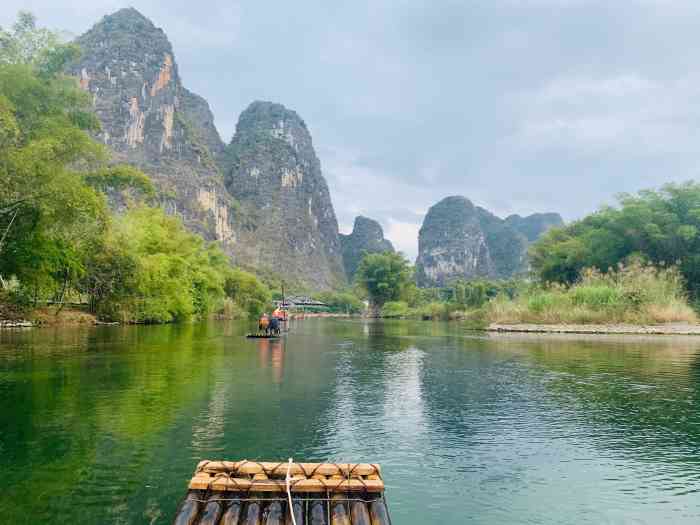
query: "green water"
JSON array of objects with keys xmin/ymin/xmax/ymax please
[{"xmin": 1, "ymin": 319, "xmax": 700, "ymax": 524}]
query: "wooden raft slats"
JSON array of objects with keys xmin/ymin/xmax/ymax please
[
  {"xmin": 188, "ymin": 460, "xmax": 384, "ymax": 494},
  {"xmin": 196, "ymin": 460, "xmax": 381, "ymax": 477},
  {"xmin": 188, "ymin": 474, "xmax": 384, "ymax": 492}
]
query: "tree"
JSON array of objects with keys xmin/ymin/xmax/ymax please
[
  {"xmin": 530, "ymin": 182, "xmax": 700, "ymax": 298},
  {"xmin": 83, "ymin": 206, "xmax": 233, "ymax": 323},
  {"xmin": 316, "ymin": 290, "xmax": 363, "ymax": 314},
  {"xmin": 355, "ymin": 252, "xmax": 412, "ymax": 313},
  {"xmin": 0, "ymin": 12, "xmax": 153, "ymax": 309},
  {"xmin": 224, "ymin": 268, "xmax": 271, "ymax": 319}
]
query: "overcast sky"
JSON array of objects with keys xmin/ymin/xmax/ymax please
[{"xmin": 4, "ymin": 1, "xmax": 700, "ymax": 259}]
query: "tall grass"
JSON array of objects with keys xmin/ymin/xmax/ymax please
[{"xmin": 489, "ymin": 261, "xmax": 697, "ymax": 325}]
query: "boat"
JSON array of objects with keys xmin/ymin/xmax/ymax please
[
  {"xmin": 173, "ymin": 459, "xmax": 391, "ymax": 524},
  {"xmin": 246, "ymin": 333, "xmax": 282, "ymax": 339}
]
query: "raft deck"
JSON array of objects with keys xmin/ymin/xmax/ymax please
[{"xmin": 174, "ymin": 460, "xmax": 391, "ymax": 524}]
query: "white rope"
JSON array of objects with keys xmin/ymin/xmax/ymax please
[{"xmin": 286, "ymin": 457, "xmax": 298, "ymax": 525}]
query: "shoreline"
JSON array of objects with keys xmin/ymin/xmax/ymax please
[
  {"xmin": 487, "ymin": 322, "xmax": 700, "ymax": 336},
  {"xmin": 0, "ymin": 310, "xmax": 357, "ymax": 329}
]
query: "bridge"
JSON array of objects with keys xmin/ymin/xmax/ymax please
[{"xmin": 274, "ymin": 296, "xmax": 328, "ymax": 309}]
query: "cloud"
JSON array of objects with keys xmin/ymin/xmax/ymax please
[
  {"xmin": 511, "ymin": 72, "xmax": 700, "ymax": 155},
  {"xmin": 385, "ymin": 219, "xmax": 422, "ymax": 260}
]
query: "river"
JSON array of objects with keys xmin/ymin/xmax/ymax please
[{"xmin": 1, "ymin": 319, "xmax": 699, "ymax": 524}]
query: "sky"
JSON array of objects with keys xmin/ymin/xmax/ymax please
[{"xmin": 3, "ymin": 1, "xmax": 700, "ymax": 259}]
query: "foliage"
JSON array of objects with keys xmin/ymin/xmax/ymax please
[
  {"xmin": 84, "ymin": 165, "xmax": 156, "ymax": 199},
  {"xmin": 489, "ymin": 261, "xmax": 696, "ymax": 325},
  {"xmin": 380, "ymin": 301, "xmax": 411, "ymax": 318},
  {"xmin": 224, "ymin": 268, "xmax": 271, "ymax": 319},
  {"xmin": 530, "ymin": 182, "xmax": 700, "ymax": 298},
  {"xmin": 355, "ymin": 252, "xmax": 413, "ymax": 309},
  {"xmin": 316, "ymin": 290, "xmax": 364, "ymax": 314},
  {"xmin": 0, "ymin": 11, "xmax": 81, "ymax": 76},
  {"xmin": 0, "ymin": 16, "xmax": 107, "ymax": 302},
  {"xmin": 82, "ymin": 206, "xmax": 232, "ymax": 323},
  {"xmin": 448, "ymin": 278, "xmax": 521, "ymax": 308},
  {"xmin": 0, "ymin": 12, "xmax": 164, "ymax": 315},
  {"xmin": 0, "ymin": 12, "xmax": 252, "ymax": 325}
]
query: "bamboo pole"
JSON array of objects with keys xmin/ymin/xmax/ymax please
[
  {"xmin": 329, "ymin": 494, "xmax": 351, "ymax": 525},
  {"xmin": 264, "ymin": 501, "xmax": 284, "ymax": 525},
  {"xmin": 196, "ymin": 461, "xmax": 381, "ymax": 478},
  {"xmin": 368, "ymin": 500, "xmax": 391, "ymax": 525},
  {"xmin": 197, "ymin": 495, "xmax": 224, "ymax": 525},
  {"xmin": 285, "ymin": 499, "xmax": 305, "ymax": 525},
  {"xmin": 221, "ymin": 499, "xmax": 243, "ymax": 525},
  {"xmin": 308, "ymin": 497, "xmax": 327, "ymax": 525},
  {"xmin": 242, "ymin": 497, "xmax": 262, "ymax": 525},
  {"xmin": 350, "ymin": 501, "xmax": 371, "ymax": 525},
  {"xmin": 172, "ymin": 490, "xmax": 201, "ymax": 525},
  {"xmin": 189, "ymin": 475, "xmax": 384, "ymax": 493}
]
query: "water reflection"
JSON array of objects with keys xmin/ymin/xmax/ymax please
[{"xmin": 1, "ymin": 321, "xmax": 700, "ymax": 523}]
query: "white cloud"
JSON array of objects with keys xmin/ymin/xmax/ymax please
[
  {"xmin": 384, "ymin": 219, "xmax": 421, "ymax": 261},
  {"xmin": 511, "ymin": 72, "xmax": 700, "ymax": 155}
]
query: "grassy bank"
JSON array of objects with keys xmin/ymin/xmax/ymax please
[
  {"xmin": 489, "ymin": 263, "xmax": 696, "ymax": 325},
  {"xmin": 377, "ymin": 262, "xmax": 697, "ymax": 327}
]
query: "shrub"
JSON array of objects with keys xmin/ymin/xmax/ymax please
[
  {"xmin": 488, "ymin": 261, "xmax": 696, "ymax": 325},
  {"xmin": 381, "ymin": 301, "xmax": 410, "ymax": 318}
]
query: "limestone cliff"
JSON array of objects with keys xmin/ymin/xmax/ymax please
[
  {"xmin": 505, "ymin": 213, "xmax": 564, "ymax": 242},
  {"xmin": 415, "ymin": 196, "xmax": 560, "ymax": 287},
  {"xmin": 70, "ymin": 8, "xmax": 235, "ymax": 243},
  {"xmin": 415, "ymin": 197, "xmax": 495, "ymax": 287},
  {"xmin": 222, "ymin": 101, "xmax": 346, "ymax": 290},
  {"xmin": 340, "ymin": 216, "xmax": 394, "ymax": 281}
]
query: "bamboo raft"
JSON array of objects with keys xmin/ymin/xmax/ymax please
[
  {"xmin": 173, "ymin": 460, "xmax": 391, "ymax": 525},
  {"xmin": 246, "ymin": 333, "xmax": 282, "ymax": 339}
]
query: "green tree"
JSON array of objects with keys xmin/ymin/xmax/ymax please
[
  {"xmin": 83, "ymin": 206, "xmax": 232, "ymax": 323},
  {"xmin": 316, "ymin": 290, "xmax": 363, "ymax": 314},
  {"xmin": 224, "ymin": 268, "xmax": 271, "ymax": 319},
  {"xmin": 355, "ymin": 252, "xmax": 412, "ymax": 312},
  {"xmin": 0, "ymin": 11, "xmax": 80, "ymax": 74},
  {"xmin": 0, "ymin": 12, "xmax": 154, "ymax": 310},
  {"xmin": 530, "ymin": 182, "xmax": 700, "ymax": 297}
]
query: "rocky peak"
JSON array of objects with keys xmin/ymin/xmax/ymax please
[
  {"xmin": 222, "ymin": 101, "xmax": 345, "ymax": 290},
  {"xmin": 416, "ymin": 196, "xmax": 494, "ymax": 287},
  {"xmin": 233, "ymin": 101, "xmax": 311, "ymax": 152},
  {"xmin": 340, "ymin": 216, "xmax": 395, "ymax": 280},
  {"xmin": 71, "ymin": 8, "xmax": 233, "ymax": 244},
  {"xmin": 505, "ymin": 212, "xmax": 564, "ymax": 242},
  {"xmin": 415, "ymin": 196, "xmax": 559, "ymax": 287}
]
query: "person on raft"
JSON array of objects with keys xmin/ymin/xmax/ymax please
[
  {"xmin": 269, "ymin": 315, "xmax": 280, "ymax": 335},
  {"xmin": 258, "ymin": 313, "xmax": 270, "ymax": 335}
]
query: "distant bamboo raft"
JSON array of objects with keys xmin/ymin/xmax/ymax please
[{"xmin": 173, "ymin": 460, "xmax": 391, "ymax": 525}]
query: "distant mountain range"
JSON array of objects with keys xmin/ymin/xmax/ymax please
[{"xmin": 69, "ymin": 8, "xmax": 561, "ymax": 289}]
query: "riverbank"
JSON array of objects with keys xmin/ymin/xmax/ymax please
[
  {"xmin": 0, "ymin": 308, "xmax": 99, "ymax": 328},
  {"xmin": 488, "ymin": 322, "xmax": 700, "ymax": 336}
]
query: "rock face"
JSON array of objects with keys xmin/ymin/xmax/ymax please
[
  {"xmin": 505, "ymin": 213, "xmax": 564, "ymax": 242},
  {"xmin": 70, "ymin": 8, "xmax": 235, "ymax": 243},
  {"xmin": 415, "ymin": 196, "xmax": 562, "ymax": 287},
  {"xmin": 221, "ymin": 101, "xmax": 346, "ymax": 290},
  {"xmin": 340, "ymin": 216, "xmax": 394, "ymax": 281}
]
